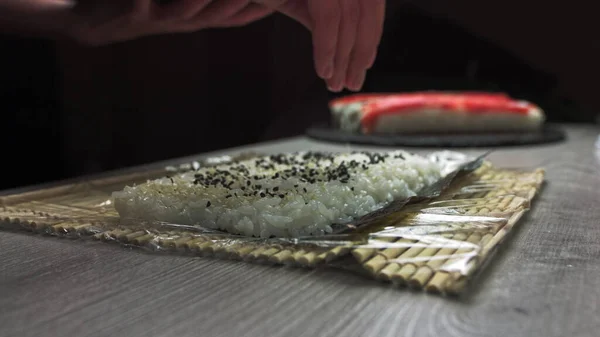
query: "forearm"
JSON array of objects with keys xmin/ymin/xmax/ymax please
[{"xmin": 0, "ymin": 0, "xmax": 75, "ymax": 39}]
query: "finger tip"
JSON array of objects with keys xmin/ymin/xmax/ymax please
[
  {"xmin": 325, "ymin": 78, "xmax": 344, "ymax": 92},
  {"xmin": 316, "ymin": 60, "xmax": 334, "ymax": 79},
  {"xmin": 346, "ymin": 75, "xmax": 366, "ymax": 92},
  {"xmin": 320, "ymin": 73, "xmax": 334, "ymax": 81},
  {"xmin": 347, "ymin": 84, "xmax": 363, "ymax": 92},
  {"xmin": 327, "ymin": 84, "xmax": 343, "ymax": 93}
]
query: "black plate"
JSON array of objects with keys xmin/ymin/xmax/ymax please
[{"xmin": 306, "ymin": 124, "xmax": 566, "ymax": 148}]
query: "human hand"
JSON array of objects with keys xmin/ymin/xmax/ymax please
[
  {"xmin": 256, "ymin": 0, "xmax": 386, "ymax": 92},
  {"xmin": 68, "ymin": 0, "xmax": 275, "ymax": 45}
]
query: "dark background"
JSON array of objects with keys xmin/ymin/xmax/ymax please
[{"xmin": 1, "ymin": 0, "xmax": 598, "ymax": 190}]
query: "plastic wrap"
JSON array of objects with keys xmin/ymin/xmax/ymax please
[{"xmin": 0, "ymin": 152, "xmax": 544, "ymax": 295}]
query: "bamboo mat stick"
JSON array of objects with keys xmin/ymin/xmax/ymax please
[
  {"xmin": 244, "ymin": 246, "xmax": 269, "ymax": 261},
  {"xmin": 352, "ymin": 235, "xmax": 398, "ymax": 263},
  {"xmin": 421, "ymin": 232, "xmax": 481, "ymax": 292},
  {"xmin": 409, "ymin": 232, "xmax": 476, "ymax": 287},
  {"xmin": 100, "ymin": 229, "xmax": 132, "ymax": 241},
  {"xmin": 213, "ymin": 241, "xmax": 235, "ymax": 256},
  {"xmin": 381, "ymin": 233, "xmax": 455, "ymax": 285},
  {"xmin": 352, "ymin": 214, "xmax": 422, "ymax": 280},
  {"xmin": 364, "ymin": 238, "xmax": 413, "ymax": 276},
  {"xmin": 288, "ymin": 249, "xmax": 309, "ymax": 265},
  {"xmin": 374, "ymin": 185, "xmax": 489, "ymax": 283},
  {"xmin": 393, "ymin": 187, "xmax": 497, "ymax": 290},
  {"xmin": 430, "ymin": 195, "xmax": 529, "ymax": 293},
  {"xmin": 269, "ymin": 248, "xmax": 295, "ymax": 264},
  {"xmin": 350, "ymin": 212, "xmax": 411, "ymax": 264},
  {"xmin": 258, "ymin": 246, "xmax": 284, "ymax": 260},
  {"xmin": 171, "ymin": 235, "xmax": 204, "ymax": 250},
  {"xmin": 391, "ymin": 239, "xmax": 452, "ymax": 286},
  {"xmin": 298, "ymin": 249, "xmax": 329, "ymax": 267},
  {"xmin": 65, "ymin": 223, "xmax": 95, "ymax": 234},
  {"xmin": 423, "ymin": 194, "xmax": 518, "ymax": 292},
  {"xmin": 320, "ymin": 245, "xmax": 351, "ymax": 263},
  {"xmin": 230, "ymin": 244, "xmax": 259, "ymax": 260},
  {"xmin": 131, "ymin": 233, "xmax": 156, "ymax": 246},
  {"xmin": 220, "ymin": 242, "xmax": 248, "ymax": 258}
]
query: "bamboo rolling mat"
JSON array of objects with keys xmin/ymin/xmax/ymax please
[{"xmin": 0, "ymin": 160, "xmax": 544, "ymax": 295}]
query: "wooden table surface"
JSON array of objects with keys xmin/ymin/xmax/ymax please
[{"xmin": 1, "ymin": 125, "xmax": 600, "ymax": 337}]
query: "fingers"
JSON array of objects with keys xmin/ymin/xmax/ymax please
[
  {"xmin": 211, "ymin": 4, "xmax": 275, "ymax": 27},
  {"xmin": 308, "ymin": 0, "xmax": 340, "ymax": 80},
  {"xmin": 324, "ymin": 0, "xmax": 359, "ymax": 92},
  {"xmin": 345, "ymin": 0, "xmax": 385, "ymax": 91}
]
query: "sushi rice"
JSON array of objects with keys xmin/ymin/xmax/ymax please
[{"xmin": 112, "ymin": 151, "xmax": 470, "ymax": 238}]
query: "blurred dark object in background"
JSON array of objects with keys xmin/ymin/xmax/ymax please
[
  {"xmin": 360, "ymin": 3, "xmax": 592, "ymax": 124},
  {"xmin": 0, "ymin": 36, "xmax": 66, "ymax": 189},
  {"xmin": 0, "ymin": 1, "xmax": 597, "ymax": 190},
  {"xmin": 363, "ymin": 5, "xmax": 587, "ymax": 124}
]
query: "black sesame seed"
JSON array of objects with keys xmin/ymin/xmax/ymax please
[
  {"xmin": 206, "ymin": 201, "xmax": 211, "ymax": 207},
  {"xmin": 273, "ymin": 187, "xmax": 279, "ymax": 192},
  {"xmin": 260, "ymin": 192, "xmax": 266, "ymax": 197}
]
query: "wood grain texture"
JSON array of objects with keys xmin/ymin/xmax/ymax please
[{"xmin": 1, "ymin": 125, "xmax": 600, "ymax": 337}]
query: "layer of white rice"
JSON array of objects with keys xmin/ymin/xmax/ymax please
[{"xmin": 112, "ymin": 151, "xmax": 470, "ymax": 238}]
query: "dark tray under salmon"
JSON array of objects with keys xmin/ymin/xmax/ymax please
[{"xmin": 306, "ymin": 124, "xmax": 566, "ymax": 148}]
